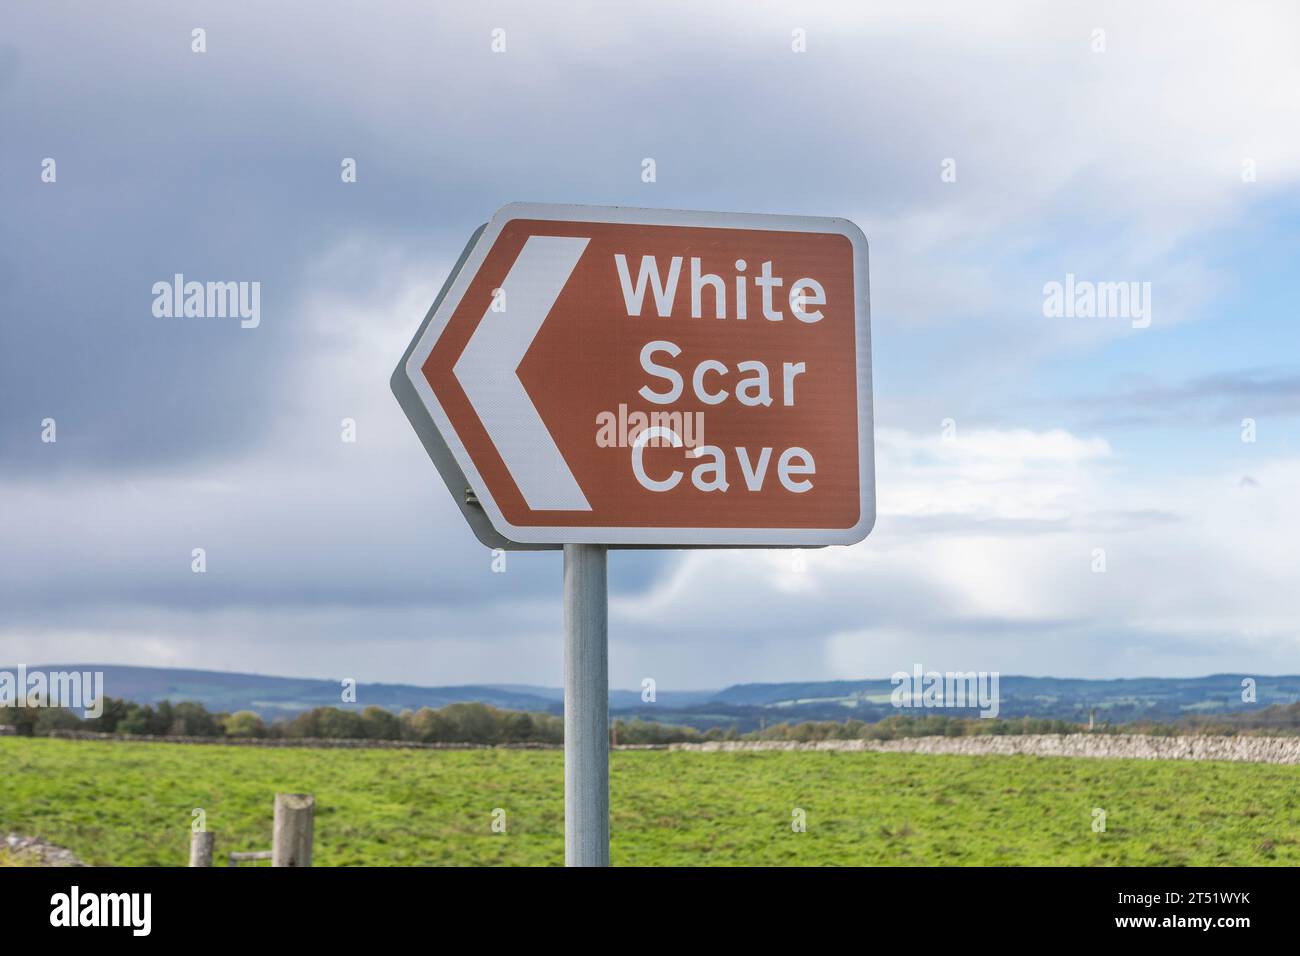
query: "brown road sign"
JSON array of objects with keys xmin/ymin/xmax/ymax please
[{"xmin": 393, "ymin": 202, "xmax": 874, "ymax": 548}]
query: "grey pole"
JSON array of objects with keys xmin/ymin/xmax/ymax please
[{"xmin": 563, "ymin": 543, "xmax": 610, "ymax": 866}]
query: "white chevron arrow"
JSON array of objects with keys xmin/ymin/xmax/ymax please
[{"xmin": 453, "ymin": 234, "xmax": 592, "ymax": 511}]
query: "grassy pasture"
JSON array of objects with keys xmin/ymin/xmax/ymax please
[{"xmin": 1, "ymin": 737, "xmax": 1296, "ymax": 865}]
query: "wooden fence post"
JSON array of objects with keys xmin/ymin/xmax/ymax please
[
  {"xmin": 271, "ymin": 793, "xmax": 314, "ymax": 867},
  {"xmin": 189, "ymin": 830, "xmax": 214, "ymax": 867}
]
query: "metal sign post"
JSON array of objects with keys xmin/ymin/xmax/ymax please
[{"xmin": 562, "ymin": 543, "xmax": 609, "ymax": 866}]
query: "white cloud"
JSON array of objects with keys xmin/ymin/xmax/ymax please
[{"xmin": 611, "ymin": 426, "xmax": 1300, "ymax": 683}]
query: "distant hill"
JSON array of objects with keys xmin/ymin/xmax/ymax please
[
  {"xmin": 9, "ymin": 665, "xmax": 716, "ymax": 721},
  {"xmin": 658, "ymin": 675, "xmax": 1300, "ymax": 731},
  {"xmin": 11, "ymin": 664, "xmax": 1300, "ymax": 731}
]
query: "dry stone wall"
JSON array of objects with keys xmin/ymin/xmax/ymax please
[{"xmin": 669, "ymin": 734, "xmax": 1300, "ymax": 764}]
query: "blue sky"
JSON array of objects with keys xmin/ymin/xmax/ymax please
[{"xmin": 2, "ymin": 1, "xmax": 1298, "ymax": 689}]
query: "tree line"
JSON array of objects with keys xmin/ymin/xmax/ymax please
[
  {"xmin": 0, "ymin": 696, "xmax": 715, "ymax": 744},
  {"xmin": 0, "ymin": 697, "xmax": 566, "ymax": 744},
  {"xmin": 4, "ymin": 697, "xmax": 1298, "ymax": 743}
]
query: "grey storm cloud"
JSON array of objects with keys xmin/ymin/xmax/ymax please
[
  {"xmin": 1067, "ymin": 369, "xmax": 1300, "ymax": 430},
  {"xmin": 0, "ymin": 0, "xmax": 1179, "ymax": 474}
]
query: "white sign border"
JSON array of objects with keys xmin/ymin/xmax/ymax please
[{"xmin": 404, "ymin": 201, "xmax": 875, "ymax": 548}]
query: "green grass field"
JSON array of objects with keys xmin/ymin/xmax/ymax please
[{"xmin": 2, "ymin": 737, "xmax": 1297, "ymax": 865}]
